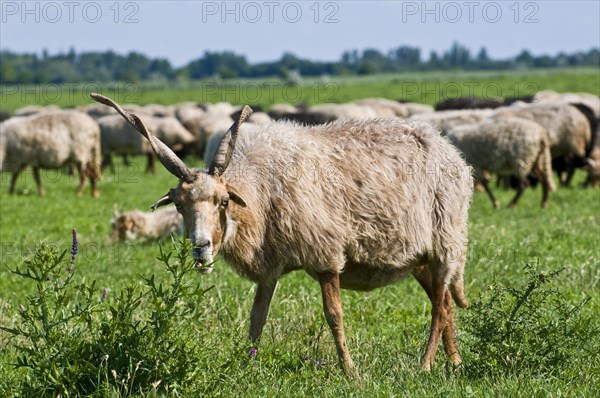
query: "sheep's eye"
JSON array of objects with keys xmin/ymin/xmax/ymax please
[
  {"xmin": 220, "ymin": 198, "xmax": 229, "ymax": 208},
  {"xmin": 175, "ymin": 203, "xmax": 182, "ymax": 211}
]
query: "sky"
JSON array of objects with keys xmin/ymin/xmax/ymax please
[{"xmin": 1, "ymin": 1, "xmax": 599, "ymax": 66}]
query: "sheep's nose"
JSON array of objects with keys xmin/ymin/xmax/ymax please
[{"xmin": 192, "ymin": 240, "xmax": 211, "ymax": 257}]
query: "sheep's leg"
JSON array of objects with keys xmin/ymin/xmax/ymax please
[
  {"xmin": 420, "ymin": 263, "xmax": 449, "ymax": 371},
  {"xmin": 8, "ymin": 165, "xmax": 26, "ymax": 194},
  {"xmin": 146, "ymin": 153, "xmax": 156, "ymax": 174},
  {"xmin": 563, "ymin": 165, "xmax": 576, "ymax": 187},
  {"xmin": 480, "ymin": 177, "xmax": 500, "ymax": 208},
  {"xmin": 508, "ymin": 179, "xmax": 527, "ymax": 208},
  {"xmin": 32, "ymin": 166, "xmax": 45, "ymax": 196},
  {"xmin": 413, "ymin": 266, "xmax": 461, "ymax": 366},
  {"xmin": 89, "ymin": 169, "xmax": 99, "ymax": 198},
  {"xmin": 318, "ymin": 271, "xmax": 358, "ymax": 378},
  {"xmin": 76, "ymin": 163, "xmax": 86, "ymax": 196},
  {"xmin": 102, "ymin": 154, "xmax": 114, "ymax": 174},
  {"xmin": 249, "ymin": 282, "xmax": 277, "ymax": 344},
  {"xmin": 534, "ymin": 169, "xmax": 550, "ymax": 208}
]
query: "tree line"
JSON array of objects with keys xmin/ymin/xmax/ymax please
[{"xmin": 1, "ymin": 43, "xmax": 598, "ymax": 84}]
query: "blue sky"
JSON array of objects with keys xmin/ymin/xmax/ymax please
[{"xmin": 1, "ymin": 1, "xmax": 599, "ymax": 66}]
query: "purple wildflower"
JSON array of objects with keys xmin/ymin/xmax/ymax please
[
  {"xmin": 67, "ymin": 229, "xmax": 78, "ymax": 272},
  {"xmin": 249, "ymin": 348, "xmax": 257, "ymax": 358}
]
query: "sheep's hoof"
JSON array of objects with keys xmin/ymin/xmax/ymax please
[
  {"xmin": 420, "ymin": 359, "xmax": 432, "ymax": 372},
  {"xmin": 342, "ymin": 362, "xmax": 360, "ymax": 380},
  {"xmin": 92, "ymin": 191, "xmax": 100, "ymax": 198},
  {"xmin": 541, "ymin": 201, "xmax": 549, "ymax": 209},
  {"xmin": 493, "ymin": 200, "xmax": 501, "ymax": 209}
]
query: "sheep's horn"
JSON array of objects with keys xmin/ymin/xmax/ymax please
[
  {"xmin": 90, "ymin": 93, "xmax": 195, "ymax": 183},
  {"xmin": 209, "ymin": 105, "xmax": 253, "ymax": 177}
]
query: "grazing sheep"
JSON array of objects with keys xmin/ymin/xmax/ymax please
[
  {"xmin": 99, "ymin": 114, "xmax": 195, "ymax": 173},
  {"xmin": 492, "ymin": 102, "xmax": 592, "ymax": 186},
  {"xmin": 180, "ymin": 112, "xmax": 234, "ymax": 157},
  {"xmin": 534, "ymin": 91, "xmax": 600, "ymax": 117},
  {"xmin": 287, "ymin": 103, "xmax": 380, "ymax": 125},
  {"xmin": 401, "ymin": 102, "xmax": 435, "ymax": 116},
  {"xmin": 409, "ymin": 109, "xmax": 494, "ymax": 135},
  {"xmin": 0, "ymin": 110, "xmax": 101, "ymax": 196},
  {"xmin": 267, "ymin": 103, "xmax": 299, "ymax": 120},
  {"xmin": 143, "ymin": 104, "xmax": 175, "ymax": 118},
  {"xmin": 0, "ymin": 111, "xmax": 11, "ymax": 122},
  {"xmin": 447, "ymin": 117, "xmax": 556, "ymax": 208},
  {"xmin": 174, "ymin": 102, "xmax": 205, "ymax": 122},
  {"xmin": 111, "ymin": 205, "xmax": 183, "ymax": 241},
  {"xmin": 81, "ymin": 102, "xmax": 118, "ymax": 119},
  {"xmin": 93, "ymin": 93, "xmax": 473, "ymax": 377},
  {"xmin": 435, "ymin": 97, "xmax": 504, "ymax": 111},
  {"xmin": 14, "ymin": 104, "xmax": 60, "ymax": 117},
  {"xmin": 353, "ymin": 98, "xmax": 409, "ymax": 117},
  {"xmin": 583, "ymin": 120, "xmax": 600, "ymax": 187}
]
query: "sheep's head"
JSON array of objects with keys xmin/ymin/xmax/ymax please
[{"xmin": 92, "ymin": 94, "xmax": 251, "ymax": 272}]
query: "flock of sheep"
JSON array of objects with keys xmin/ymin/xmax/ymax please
[{"xmin": 1, "ymin": 89, "xmax": 598, "ymax": 375}]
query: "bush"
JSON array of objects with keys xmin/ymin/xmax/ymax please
[
  {"xmin": 462, "ymin": 263, "xmax": 598, "ymax": 377},
  {"xmin": 1, "ymin": 231, "xmax": 212, "ymax": 396}
]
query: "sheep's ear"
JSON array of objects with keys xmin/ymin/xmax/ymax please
[
  {"xmin": 226, "ymin": 184, "xmax": 247, "ymax": 208},
  {"xmin": 151, "ymin": 193, "xmax": 173, "ymax": 211}
]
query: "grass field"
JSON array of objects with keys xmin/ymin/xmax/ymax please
[
  {"xmin": 1, "ymin": 162, "xmax": 599, "ymax": 396},
  {"xmin": 1, "ymin": 67, "xmax": 599, "ymax": 113},
  {"xmin": 1, "ymin": 68, "xmax": 599, "ymax": 396}
]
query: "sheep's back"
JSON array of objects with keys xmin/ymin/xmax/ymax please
[{"xmin": 226, "ymin": 119, "xmax": 472, "ymax": 273}]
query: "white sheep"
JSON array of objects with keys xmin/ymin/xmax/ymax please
[
  {"xmin": 447, "ymin": 117, "xmax": 556, "ymax": 208},
  {"xmin": 0, "ymin": 110, "xmax": 101, "ymax": 196},
  {"xmin": 93, "ymin": 93, "xmax": 473, "ymax": 377},
  {"xmin": 111, "ymin": 205, "xmax": 183, "ymax": 241},
  {"xmin": 492, "ymin": 102, "xmax": 592, "ymax": 186},
  {"xmin": 99, "ymin": 114, "xmax": 194, "ymax": 173},
  {"xmin": 409, "ymin": 109, "xmax": 494, "ymax": 135}
]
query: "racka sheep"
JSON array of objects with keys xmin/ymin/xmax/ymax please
[{"xmin": 92, "ymin": 93, "xmax": 473, "ymax": 377}]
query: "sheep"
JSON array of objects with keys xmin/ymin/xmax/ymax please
[
  {"xmin": 353, "ymin": 98, "xmax": 409, "ymax": 117},
  {"xmin": 93, "ymin": 93, "xmax": 473, "ymax": 377},
  {"xmin": 0, "ymin": 110, "xmax": 101, "ymax": 196},
  {"xmin": 180, "ymin": 112, "xmax": 234, "ymax": 157},
  {"xmin": 534, "ymin": 91, "xmax": 600, "ymax": 117},
  {"xmin": 583, "ymin": 119, "xmax": 600, "ymax": 187},
  {"xmin": 287, "ymin": 103, "xmax": 380, "ymax": 125},
  {"xmin": 81, "ymin": 102, "xmax": 118, "ymax": 119},
  {"xmin": 409, "ymin": 109, "xmax": 494, "ymax": 135},
  {"xmin": 99, "ymin": 114, "xmax": 195, "ymax": 173},
  {"xmin": 447, "ymin": 117, "xmax": 556, "ymax": 208},
  {"xmin": 173, "ymin": 102, "xmax": 205, "ymax": 122},
  {"xmin": 267, "ymin": 103, "xmax": 299, "ymax": 120},
  {"xmin": 401, "ymin": 102, "xmax": 435, "ymax": 116},
  {"xmin": 143, "ymin": 103, "xmax": 175, "ymax": 118},
  {"xmin": 0, "ymin": 111, "xmax": 11, "ymax": 122},
  {"xmin": 111, "ymin": 205, "xmax": 183, "ymax": 241},
  {"xmin": 435, "ymin": 97, "xmax": 504, "ymax": 111},
  {"xmin": 492, "ymin": 102, "xmax": 593, "ymax": 186},
  {"xmin": 14, "ymin": 104, "xmax": 61, "ymax": 117}
]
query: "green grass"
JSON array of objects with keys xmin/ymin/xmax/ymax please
[
  {"xmin": 1, "ymin": 69, "xmax": 599, "ymax": 395},
  {"xmin": 1, "ymin": 67, "xmax": 598, "ymax": 112},
  {"xmin": 1, "ymin": 155, "xmax": 599, "ymax": 397}
]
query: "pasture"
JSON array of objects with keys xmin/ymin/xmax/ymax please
[
  {"xmin": 0, "ymin": 68, "xmax": 599, "ymax": 396},
  {"xmin": 1, "ymin": 67, "xmax": 598, "ymax": 113}
]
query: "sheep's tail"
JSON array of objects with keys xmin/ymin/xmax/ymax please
[{"xmin": 539, "ymin": 137, "xmax": 556, "ymax": 192}]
